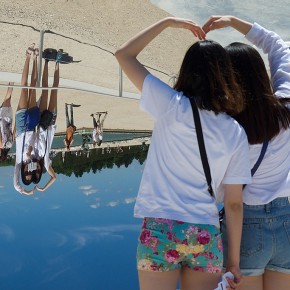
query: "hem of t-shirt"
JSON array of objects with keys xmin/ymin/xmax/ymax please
[
  {"xmin": 223, "ymin": 177, "xmax": 252, "ymax": 184},
  {"xmin": 243, "ymin": 193, "xmax": 290, "ymax": 206},
  {"xmin": 134, "ymin": 211, "xmax": 220, "ymax": 228}
]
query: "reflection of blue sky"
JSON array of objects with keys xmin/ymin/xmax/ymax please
[
  {"xmin": 0, "ymin": 160, "xmax": 144, "ymax": 289},
  {"xmin": 151, "ymin": 0, "xmax": 290, "ymax": 66}
]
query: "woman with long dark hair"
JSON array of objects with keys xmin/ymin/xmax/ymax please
[
  {"xmin": 14, "ymin": 44, "xmax": 40, "ymax": 195},
  {"xmin": 203, "ymin": 16, "xmax": 290, "ymax": 290},
  {"xmin": 115, "ymin": 17, "xmax": 251, "ymax": 290},
  {"xmin": 0, "ymin": 82, "xmax": 14, "ymax": 162}
]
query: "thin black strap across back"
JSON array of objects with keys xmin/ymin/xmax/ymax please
[
  {"xmin": 189, "ymin": 98, "xmax": 214, "ymax": 197},
  {"xmin": 189, "ymin": 97, "xmax": 269, "ymax": 197},
  {"xmin": 251, "ymin": 141, "xmax": 268, "ymax": 176}
]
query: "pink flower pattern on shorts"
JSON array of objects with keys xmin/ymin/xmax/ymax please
[{"xmin": 137, "ymin": 218, "xmax": 223, "ymax": 272}]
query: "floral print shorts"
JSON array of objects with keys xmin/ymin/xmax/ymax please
[{"xmin": 137, "ymin": 217, "xmax": 223, "ymax": 272}]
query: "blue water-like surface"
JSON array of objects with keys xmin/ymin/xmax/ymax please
[{"xmin": 0, "ymin": 159, "xmax": 144, "ymax": 290}]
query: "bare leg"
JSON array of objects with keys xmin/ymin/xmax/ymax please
[
  {"xmin": 180, "ymin": 268, "xmax": 221, "ymax": 290},
  {"xmin": 65, "ymin": 103, "xmax": 70, "ymax": 127},
  {"xmin": 138, "ymin": 269, "xmax": 180, "ymax": 290},
  {"xmin": 93, "ymin": 116, "xmax": 97, "ymax": 128},
  {"xmin": 38, "ymin": 60, "xmax": 49, "ymax": 113},
  {"xmin": 27, "ymin": 51, "xmax": 38, "ymax": 109},
  {"xmin": 48, "ymin": 62, "xmax": 59, "ymax": 114},
  {"xmin": 264, "ymin": 270, "xmax": 290, "ymax": 290},
  {"xmin": 235, "ymin": 275, "xmax": 263, "ymax": 290},
  {"xmin": 70, "ymin": 105, "xmax": 74, "ymax": 127},
  {"xmin": 100, "ymin": 112, "xmax": 107, "ymax": 128},
  {"xmin": 17, "ymin": 54, "xmax": 31, "ymax": 111},
  {"xmin": 2, "ymin": 82, "xmax": 14, "ymax": 107}
]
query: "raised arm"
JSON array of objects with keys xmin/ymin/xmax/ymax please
[
  {"xmin": 36, "ymin": 165, "xmax": 56, "ymax": 192},
  {"xmin": 203, "ymin": 16, "xmax": 290, "ymax": 97},
  {"xmin": 13, "ymin": 163, "xmax": 35, "ymax": 195},
  {"xmin": 115, "ymin": 17, "xmax": 205, "ymax": 91},
  {"xmin": 202, "ymin": 16, "xmax": 252, "ymax": 36},
  {"xmin": 245, "ymin": 24, "xmax": 290, "ymax": 97}
]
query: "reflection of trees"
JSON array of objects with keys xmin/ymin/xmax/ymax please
[{"xmin": 52, "ymin": 144, "xmax": 149, "ymax": 177}]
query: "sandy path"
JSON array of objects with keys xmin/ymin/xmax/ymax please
[{"xmin": 0, "ymin": 0, "xmax": 197, "ymax": 132}]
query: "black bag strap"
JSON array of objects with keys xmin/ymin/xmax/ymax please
[
  {"xmin": 189, "ymin": 98, "xmax": 214, "ymax": 197},
  {"xmin": 190, "ymin": 97, "xmax": 269, "ymax": 198},
  {"xmin": 251, "ymin": 141, "xmax": 268, "ymax": 176},
  {"xmin": 242, "ymin": 140, "xmax": 268, "ymax": 189}
]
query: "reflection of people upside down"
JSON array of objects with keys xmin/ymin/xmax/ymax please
[
  {"xmin": 64, "ymin": 103, "xmax": 81, "ymax": 151},
  {"xmin": 14, "ymin": 45, "xmax": 63, "ymax": 195},
  {"xmin": 91, "ymin": 111, "xmax": 108, "ymax": 147},
  {"xmin": 0, "ymin": 82, "xmax": 14, "ymax": 162}
]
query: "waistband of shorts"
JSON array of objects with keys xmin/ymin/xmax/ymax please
[{"xmin": 244, "ymin": 196, "xmax": 290, "ymax": 209}]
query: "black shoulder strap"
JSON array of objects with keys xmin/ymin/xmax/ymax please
[
  {"xmin": 251, "ymin": 141, "xmax": 268, "ymax": 176},
  {"xmin": 189, "ymin": 98, "xmax": 214, "ymax": 197},
  {"xmin": 242, "ymin": 140, "xmax": 268, "ymax": 189}
]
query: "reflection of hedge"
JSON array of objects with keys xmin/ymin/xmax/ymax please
[
  {"xmin": 52, "ymin": 144, "xmax": 149, "ymax": 178},
  {"xmin": 0, "ymin": 158, "xmax": 14, "ymax": 167}
]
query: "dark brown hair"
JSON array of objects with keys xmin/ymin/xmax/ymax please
[
  {"xmin": 226, "ymin": 42, "xmax": 290, "ymax": 144},
  {"xmin": 21, "ymin": 158, "xmax": 44, "ymax": 185},
  {"xmin": 174, "ymin": 40, "xmax": 244, "ymax": 115}
]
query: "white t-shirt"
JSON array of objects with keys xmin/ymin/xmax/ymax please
[
  {"xmin": 92, "ymin": 128, "xmax": 102, "ymax": 142},
  {"xmin": 14, "ymin": 130, "xmax": 37, "ymax": 193},
  {"xmin": 0, "ymin": 106, "xmax": 13, "ymax": 149},
  {"xmin": 242, "ymin": 23, "xmax": 290, "ymax": 205},
  {"xmin": 134, "ymin": 74, "xmax": 251, "ymax": 227},
  {"xmin": 13, "ymin": 125, "xmax": 56, "ymax": 193},
  {"xmin": 34, "ymin": 124, "xmax": 56, "ymax": 171}
]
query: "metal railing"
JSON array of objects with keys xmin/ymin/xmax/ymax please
[{"xmin": 0, "ymin": 24, "xmax": 172, "ymax": 100}]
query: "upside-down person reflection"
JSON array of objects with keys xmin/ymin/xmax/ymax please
[
  {"xmin": 14, "ymin": 45, "xmax": 63, "ymax": 194},
  {"xmin": 0, "ymin": 82, "xmax": 14, "ymax": 162}
]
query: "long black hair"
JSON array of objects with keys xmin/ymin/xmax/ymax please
[
  {"xmin": 21, "ymin": 158, "xmax": 44, "ymax": 185},
  {"xmin": 226, "ymin": 42, "xmax": 290, "ymax": 144},
  {"xmin": 174, "ymin": 40, "xmax": 244, "ymax": 115}
]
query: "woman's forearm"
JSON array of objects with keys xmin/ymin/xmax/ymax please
[
  {"xmin": 229, "ymin": 16, "xmax": 252, "ymax": 36},
  {"xmin": 116, "ymin": 18, "xmax": 173, "ymax": 59},
  {"xmin": 225, "ymin": 202, "xmax": 243, "ymax": 268}
]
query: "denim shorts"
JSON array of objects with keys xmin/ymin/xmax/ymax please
[
  {"xmin": 222, "ymin": 196, "xmax": 290, "ymax": 276},
  {"xmin": 137, "ymin": 217, "xmax": 223, "ymax": 272},
  {"xmin": 16, "ymin": 107, "xmax": 40, "ymax": 135}
]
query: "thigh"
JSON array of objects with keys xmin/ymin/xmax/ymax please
[
  {"xmin": 180, "ymin": 268, "xmax": 220, "ymax": 290},
  {"xmin": 267, "ymin": 202, "xmax": 290, "ymax": 273},
  {"xmin": 235, "ymin": 275, "xmax": 263, "ymax": 290},
  {"xmin": 222, "ymin": 206, "xmax": 271, "ymax": 276},
  {"xmin": 138, "ymin": 269, "xmax": 180, "ymax": 290},
  {"xmin": 264, "ymin": 269, "xmax": 290, "ymax": 290},
  {"xmin": 15, "ymin": 109, "xmax": 27, "ymax": 135}
]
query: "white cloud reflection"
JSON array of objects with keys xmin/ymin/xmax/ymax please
[
  {"xmin": 79, "ymin": 185, "xmax": 98, "ymax": 196},
  {"xmin": 0, "ymin": 224, "xmax": 15, "ymax": 241},
  {"xmin": 69, "ymin": 224, "xmax": 140, "ymax": 250}
]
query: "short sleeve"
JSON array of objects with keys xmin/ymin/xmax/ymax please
[
  {"xmin": 223, "ymin": 130, "xmax": 252, "ymax": 185},
  {"xmin": 140, "ymin": 74, "xmax": 177, "ymax": 119}
]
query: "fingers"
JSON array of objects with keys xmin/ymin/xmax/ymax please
[
  {"xmin": 202, "ymin": 15, "xmax": 231, "ymax": 33},
  {"xmin": 202, "ymin": 16, "xmax": 220, "ymax": 33},
  {"xmin": 171, "ymin": 18, "xmax": 206, "ymax": 40}
]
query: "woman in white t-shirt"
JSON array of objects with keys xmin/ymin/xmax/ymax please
[
  {"xmin": 203, "ymin": 16, "xmax": 290, "ymax": 290},
  {"xmin": 33, "ymin": 54, "xmax": 62, "ymax": 192},
  {"xmin": 14, "ymin": 44, "xmax": 41, "ymax": 195},
  {"xmin": 91, "ymin": 111, "xmax": 108, "ymax": 147},
  {"xmin": 0, "ymin": 82, "xmax": 14, "ymax": 162},
  {"xmin": 115, "ymin": 17, "xmax": 251, "ymax": 290}
]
